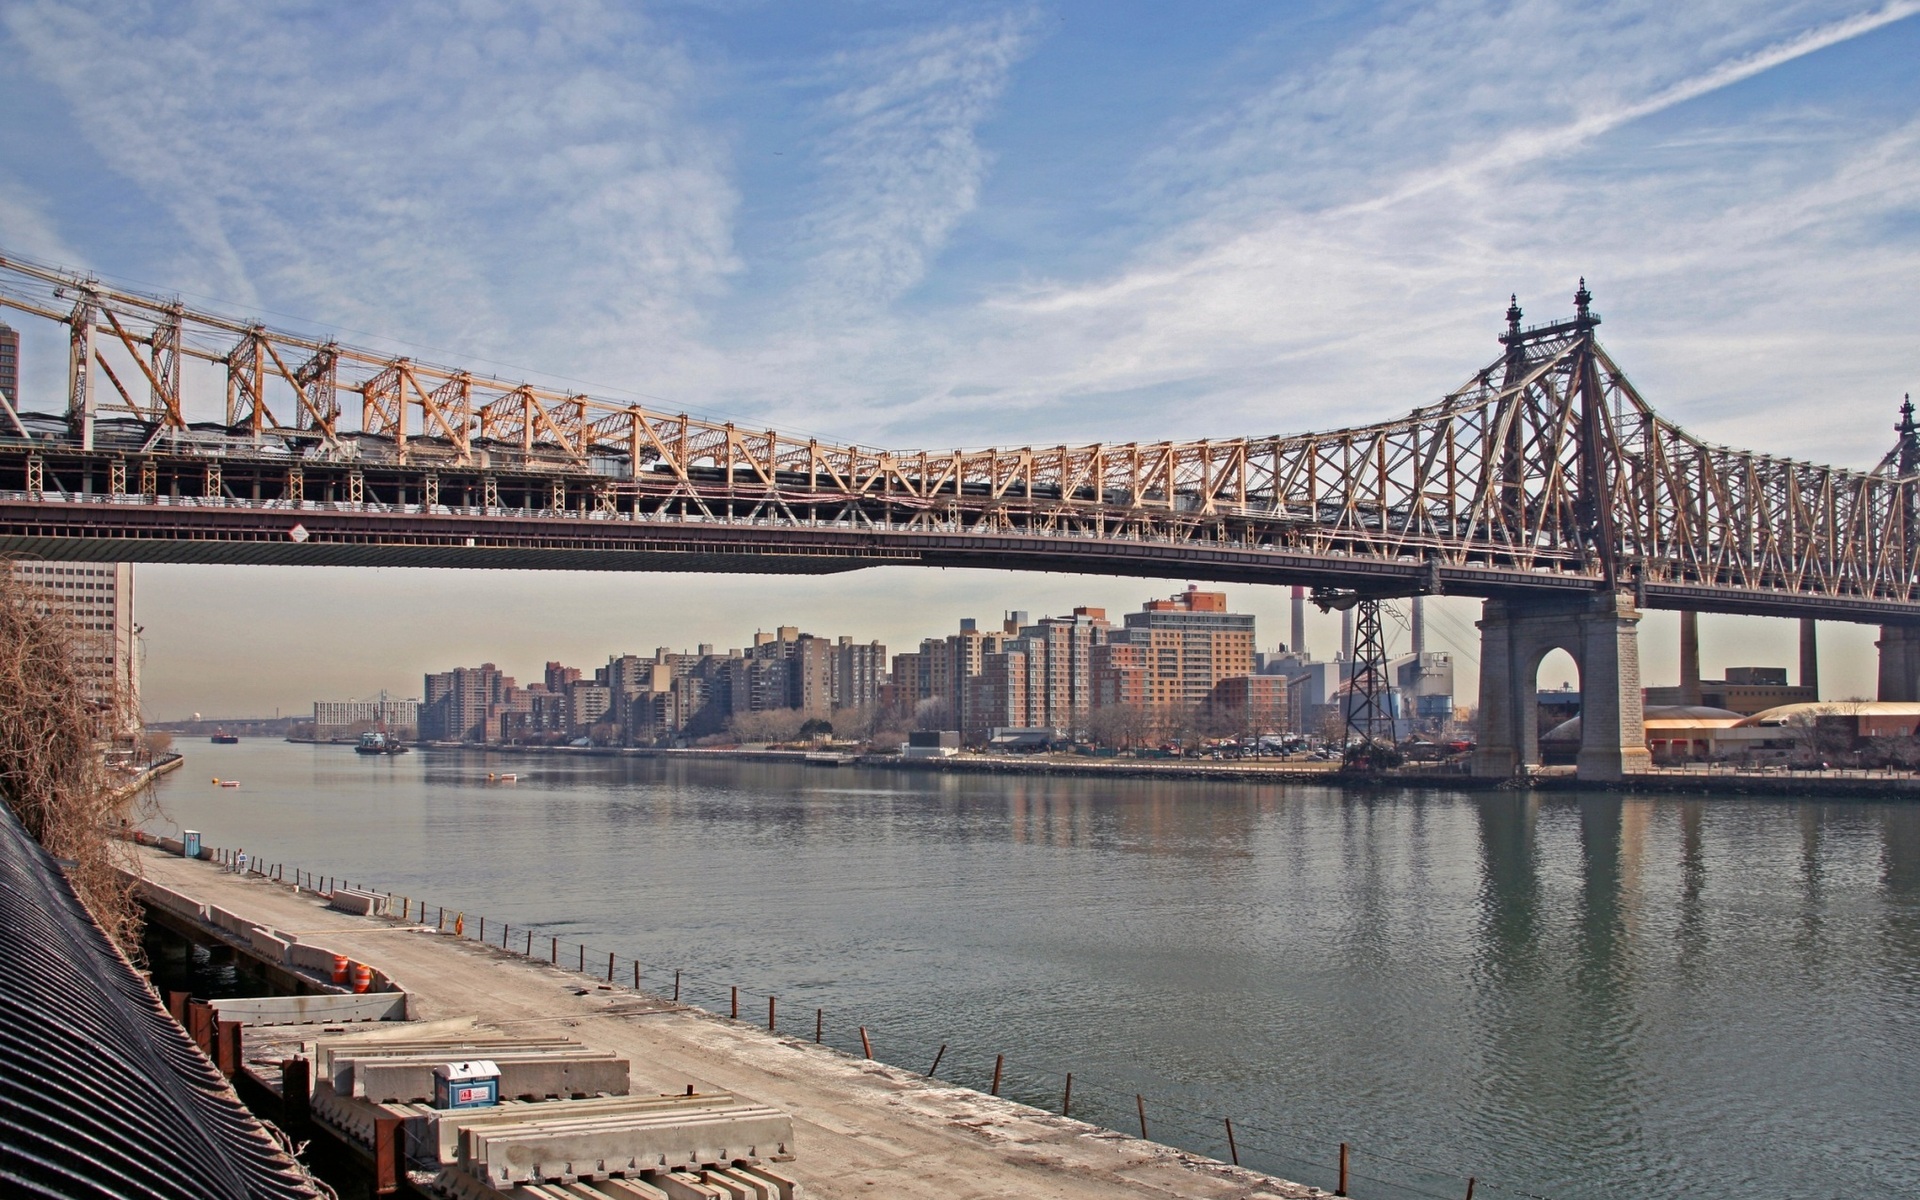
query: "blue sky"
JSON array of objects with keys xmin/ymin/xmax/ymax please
[{"xmin": 2, "ymin": 0, "xmax": 1917, "ymax": 717}]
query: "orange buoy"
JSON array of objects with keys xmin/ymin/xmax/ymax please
[
  {"xmin": 331, "ymin": 954, "xmax": 350, "ymax": 984},
  {"xmin": 351, "ymin": 963, "xmax": 373, "ymax": 994}
]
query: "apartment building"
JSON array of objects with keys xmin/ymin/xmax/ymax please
[
  {"xmin": 1094, "ymin": 587, "xmax": 1257, "ymax": 713},
  {"xmin": 8, "ymin": 560, "xmax": 139, "ymax": 731}
]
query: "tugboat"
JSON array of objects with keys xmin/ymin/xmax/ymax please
[
  {"xmin": 210, "ymin": 731, "xmax": 239, "ymax": 744},
  {"xmin": 354, "ymin": 729, "xmax": 410, "ymax": 756}
]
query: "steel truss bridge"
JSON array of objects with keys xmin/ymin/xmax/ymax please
[{"xmin": 0, "ymin": 254, "xmax": 1915, "ymax": 625}]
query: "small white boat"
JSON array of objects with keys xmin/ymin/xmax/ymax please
[{"xmin": 486, "ymin": 772, "xmax": 518, "ymax": 784}]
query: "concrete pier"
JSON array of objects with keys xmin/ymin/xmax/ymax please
[
  {"xmin": 1879, "ymin": 623, "xmax": 1920, "ymax": 701},
  {"xmin": 1473, "ymin": 592, "xmax": 1651, "ymax": 782},
  {"xmin": 135, "ymin": 845, "xmax": 1325, "ymax": 1200}
]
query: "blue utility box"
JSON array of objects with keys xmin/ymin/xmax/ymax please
[{"xmin": 432, "ymin": 1060, "xmax": 500, "ymax": 1109}]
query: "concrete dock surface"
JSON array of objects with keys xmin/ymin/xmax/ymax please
[{"xmin": 137, "ymin": 846, "xmax": 1323, "ymax": 1200}]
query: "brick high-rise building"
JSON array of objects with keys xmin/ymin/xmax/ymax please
[
  {"xmin": 421, "ymin": 663, "xmax": 515, "ymax": 742},
  {"xmin": 1208, "ymin": 675, "xmax": 1291, "ymax": 734},
  {"xmin": 834, "ymin": 637, "xmax": 887, "ymax": 709},
  {"xmin": 726, "ymin": 656, "xmax": 790, "ymax": 716},
  {"xmin": 1094, "ymin": 587, "xmax": 1256, "ymax": 713},
  {"xmin": 969, "ymin": 607, "xmax": 1111, "ymax": 738},
  {"xmin": 788, "ymin": 635, "xmax": 835, "ymax": 715},
  {"xmin": 966, "ymin": 647, "xmax": 1031, "ymax": 735},
  {"xmin": 567, "ymin": 683, "xmax": 612, "ymax": 737},
  {"xmin": 1093, "ymin": 640, "xmax": 1149, "ymax": 710}
]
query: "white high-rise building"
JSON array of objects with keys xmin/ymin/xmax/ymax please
[{"xmin": 8, "ymin": 561, "xmax": 138, "ymax": 732}]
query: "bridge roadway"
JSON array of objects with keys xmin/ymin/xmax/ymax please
[{"xmin": 5, "ymin": 486, "xmax": 1917, "ymax": 624}]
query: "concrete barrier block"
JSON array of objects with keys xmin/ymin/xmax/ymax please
[
  {"xmin": 354, "ymin": 1052, "xmax": 628, "ymax": 1104},
  {"xmin": 423, "ymin": 1093, "xmax": 737, "ymax": 1164},
  {"xmin": 139, "ymin": 882, "xmax": 208, "ymax": 922},
  {"xmin": 328, "ymin": 887, "xmax": 390, "ymax": 917},
  {"xmin": 328, "ymin": 891, "xmax": 376, "ymax": 916},
  {"xmin": 249, "ymin": 930, "xmax": 293, "ymax": 963},
  {"xmin": 315, "ymin": 1037, "xmax": 583, "ymax": 1090},
  {"xmin": 288, "ymin": 941, "xmax": 342, "ymax": 978},
  {"xmin": 206, "ymin": 905, "xmax": 259, "ymax": 939},
  {"xmin": 464, "ymin": 1104, "xmax": 794, "ymax": 1187},
  {"xmin": 210, "ymin": 992, "xmax": 408, "ymax": 1026},
  {"xmin": 316, "ymin": 1036, "xmax": 583, "ymax": 1098}
]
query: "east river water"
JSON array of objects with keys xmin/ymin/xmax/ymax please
[{"xmin": 151, "ymin": 742, "xmax": 1919, "ymax": 1200}]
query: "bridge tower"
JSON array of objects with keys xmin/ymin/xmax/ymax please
[
  {"xmin": 1879, "ymin": 397, "xmax": 1920, "ymax": 702},
  {"xmin": 1473, "ymin": 283, "xmax": 1649, "ymax": 781},
  {"xmin": 65, "ymin": 287, "xmax": 97, "ymax": 451}
]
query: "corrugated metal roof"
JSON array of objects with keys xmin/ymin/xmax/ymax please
[{"xmin": 0, "ymin": 804, "xmax": 322, "ymax": 1199}]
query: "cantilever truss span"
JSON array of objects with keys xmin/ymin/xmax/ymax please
[{"xmin": 0, "ymin": 255, "xmax": 1915, "ymax": 623}]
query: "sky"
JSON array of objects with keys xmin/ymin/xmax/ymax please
[{"xmin": 1, "ymin": 0, "xmax": 1916, "ymax": 718}]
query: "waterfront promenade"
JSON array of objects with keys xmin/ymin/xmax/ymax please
[{"xmin": 135, "ymin": 843, "xmax": 1321, "ymax": 1200}]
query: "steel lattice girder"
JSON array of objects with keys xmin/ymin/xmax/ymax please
[{"xmin": 1, "ymin": 252, "xmax": 1916, "ymax": 616}]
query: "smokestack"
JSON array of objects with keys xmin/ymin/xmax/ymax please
[
  {"xmin": 1341, "ymin": 607, "xmax": 1354, "ymax": 662},
  {"xmin": 1411, "ymin": 595, "xmax": 1426, "ymax": 659},
  {"xmin": 1800, "ymin": 618, "xmax": 1819, "ymax": 698},
  {"xmin": 1291, "ymin": 585, "xmax": 1307, "ymax": 657},
  {"xmin": 1678, "ymin": 610, "xmax": 1702, "ymax": 706}
]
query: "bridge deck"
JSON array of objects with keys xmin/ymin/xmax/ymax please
[{"xmin": 7, "ymin": 493, "xmax": 1915, "ymax": 622}]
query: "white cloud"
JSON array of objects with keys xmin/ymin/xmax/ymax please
[
  {"xmin": 790, "ymin": 0, "xmax": 1920, "ymax": 465},
  {"xmin": 2, "ymin": 0, "xmax": 742, "ymax": 416},
  {"xmin": 796, "ymin": 10, "xmax": 1035, "ymax": 315}
]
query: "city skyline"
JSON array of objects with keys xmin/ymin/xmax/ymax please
[{"xmin": 137, "ymin": 567, "xmax": 1884, "ymax": 721}]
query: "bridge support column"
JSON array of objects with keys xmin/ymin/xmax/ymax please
[
  {"xmin": 1876, "ymin": 625, "xmax": 1920, "ymax": 702},
  {"xmin": 1473, "ymin": 592, "xmax": 1651, "ymax": 782}
]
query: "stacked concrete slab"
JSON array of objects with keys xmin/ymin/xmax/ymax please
[
  {"xmin": 459, "ymin": 1102, "xmax": 794, "ymax": 1189},
  {"xmin": 302, "ymin": 1029, "xmax": 799, "ymax": 1199},
  {"xmin": 434, "ymin": 1159, "xmax": 798, "ymax": 1200}
]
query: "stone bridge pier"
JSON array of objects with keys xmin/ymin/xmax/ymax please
[
  {"xmin": 1878, "ymin": 625, "xmax": 1920, "ymax": 702},
  {"xmin": 1473, "ymin": 592, "xmax": 1651, "ymax": 782}
]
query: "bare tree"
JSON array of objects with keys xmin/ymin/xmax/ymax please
[
  {"xmin": 728, "ymin": 708, "xmax": 808, "ymax": 744},
  {"xmin": 831, "ymin": 702, "xmax": 882, "ymax": 741},
  {"xmin": 1084, "ymin": 703, "xmax": 1158, "ymax": 750},
  {"xmin": 912, "ymin": 697, "xmax": 954, "ymax": 732},
  {"xmin": 0, "ymin": 564, "xmax": 152, "ymax": 954}
]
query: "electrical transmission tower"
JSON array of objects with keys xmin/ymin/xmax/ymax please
[{"xmin": 1343, "ymin": 598, "xmax": 1397, "ymax": 770}]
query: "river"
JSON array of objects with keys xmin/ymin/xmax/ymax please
[{"xmin": 150, "ymin": 741, "xmax": 1920, "ymax": 1200}]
